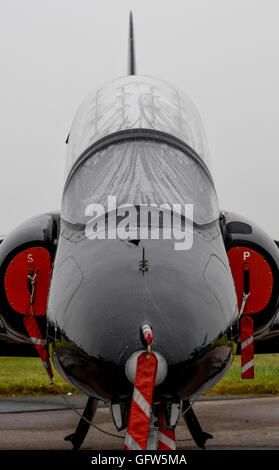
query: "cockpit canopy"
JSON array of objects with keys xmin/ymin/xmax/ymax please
[
  {"xmin": 63, "ymin": 75, "xmax": 218, "ymax": 228},
  {"xmin": 62, "ymin": 139, "xmax": 218, "ymax": 226},
  {"xmin": 65, "ymin": 75, "xmax": 211, "ymax": 176}
]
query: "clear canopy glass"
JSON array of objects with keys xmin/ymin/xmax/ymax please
[
  {"xmin": 65, "ymin": 75, "xmax": 211, "ymax": 176},
  {"xmin": 62, "ymin": 139, "xmax": 218, "ymax": 226}
]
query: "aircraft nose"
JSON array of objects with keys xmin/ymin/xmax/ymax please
[{"xmin": 47, "ymin": 236, "xmax": 238, "ymax": 400}]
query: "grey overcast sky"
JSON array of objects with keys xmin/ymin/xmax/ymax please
[{"xmin": 0, "ymin": 0, "xmax": 278, "ymax": 238}]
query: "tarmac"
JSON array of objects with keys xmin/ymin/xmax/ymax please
[{"xmin": 0, "ymin": 395, "xmax": 279, "ymax": 450}]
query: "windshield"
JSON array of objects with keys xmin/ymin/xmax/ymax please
[{"xmin": 62, "ymin": 139, "xmax": 219, "ymax": 226}]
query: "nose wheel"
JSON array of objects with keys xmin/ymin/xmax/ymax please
[{"xmin": 124, "ymin": 403, "xmax": 176, "ymax": 450}]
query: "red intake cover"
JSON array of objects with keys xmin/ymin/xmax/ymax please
[
  {"xmin": 4, "ymin": 247, "xmax": 52, "ymax": 316},
  {"xmin": 228, "ymin": 246, "xmax": 273, "ymax": 314}
]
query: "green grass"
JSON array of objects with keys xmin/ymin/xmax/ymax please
[
  {"xmin": 205, "ymin": 354, "xmax": 279, "ymax": 396},
  {"xmin": 0, "ymin": 357, "xmax": 77, "ymax": 396},
  {"xmin": 0, "ymin": 354, "xmax": 279, "ymax": 396}
]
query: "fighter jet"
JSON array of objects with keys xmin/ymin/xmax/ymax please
[{"xmin": 0, "ymin": 12, "xmax": 279, "ymax": 450}]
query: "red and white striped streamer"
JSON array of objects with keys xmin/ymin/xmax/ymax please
[
  {"xmin": 124, "ymin": 352, "xmax": 157, "ymax": 450},
  {"xmin": 158, "ymin": 412, "xmax": 176, "ymax": 450},
  {"xmin": 23, "ymin": 315, "xmax": 53, "ymax": 379},
  {"xmin": 240, "ymin": 315, "xmax": 254, "ymax": 379}
]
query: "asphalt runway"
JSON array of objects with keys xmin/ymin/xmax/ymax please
[{"xmin": 0, "ymin": 395, "xmax": 279, "ymax": 450}]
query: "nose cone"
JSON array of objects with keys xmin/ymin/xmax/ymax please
[{"xmin": 47, "ymin": 231, "xmax": 238, "ymax": 400}]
